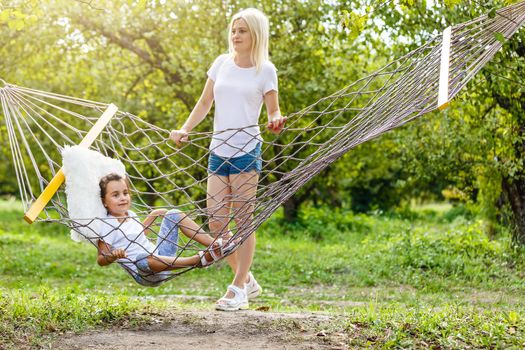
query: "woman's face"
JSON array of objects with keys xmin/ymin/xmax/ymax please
[
  {"xmin": 103, "ymin": 179, "xmax": 131, "ymax": 217},
  {"xmin": 231, "ymin": 18, "xmax": 252, "ymax": 54}
]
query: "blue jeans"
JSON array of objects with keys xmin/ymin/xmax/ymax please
[
  {"xmin": 208, "ymin": 143, "xmax": 262, "ymax": 177},
  {"xmin": 133, "ymin": 209, "xmax": 181, "ymax": 287}
]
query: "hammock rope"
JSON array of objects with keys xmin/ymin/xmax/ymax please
[{"xmin": 1, "ymin": 2, "xmax": 524, "ymax": 285}]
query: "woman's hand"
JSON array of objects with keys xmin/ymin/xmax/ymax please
[
  {"xmin": 267, "ymin": 115, "xmax": 286, "ymax": 134},
  {"xmin": 169, "ymin": 129, "xmax": 189, "ymax": 147}
]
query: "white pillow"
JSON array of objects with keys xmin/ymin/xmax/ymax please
[{"xmin": 62, "ymin": 145, "xmax": 126, "ymax": 243}]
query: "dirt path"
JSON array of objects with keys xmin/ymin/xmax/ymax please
[{"xmin": 52, "ymin": 309, "xmax": 349, "ymax": 350}]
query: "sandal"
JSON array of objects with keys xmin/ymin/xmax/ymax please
[
  {"xmin": 245, "ymin": 272, "xmax": 262, "ymax": 299},
  {"xmin": 209, "ymin": 237, "xmax": 239, "ymax": 261},
  {"xmin": 215, "ymin": 284, "xmax": 248, "ymax": 311},
  {"xmin": 198, "ymin": 250, "xmax": 213, "ymax": 268},
  {"xmin": 198, "ymin": 238, "xmax": 235, "ymax": 268}
]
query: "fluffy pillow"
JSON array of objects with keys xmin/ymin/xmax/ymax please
[{"xmin": 62, "ymin": 145, "xmax": 126, "ymax": 243}]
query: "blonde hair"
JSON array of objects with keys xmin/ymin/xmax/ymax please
[{"xmin": 228, "ymin": 8, "xmax": 269, "ymax": 73}]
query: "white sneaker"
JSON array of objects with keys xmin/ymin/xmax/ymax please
[
  {"xmin": 215, "ymin": 284, "xmax": 249, "ymax": 311},
  {"xmin": 245, "ymin": 272, "xmax": 262, "ymax": 299}
]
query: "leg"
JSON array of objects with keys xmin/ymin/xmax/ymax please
[
  {"xmin": 134, "ymin": 251, "xmax": 201, "ymax": 281},
  {"xmin": 207, "ymin": 174, "xmax": 232, "ymax": 236},
  {"xmin": 146, "ymin": 254, "xmax": 200, "ymax": 273},
  {"xmin": 176, "ymin": 211, "xmax": 226, "ymax": 247},
  {"xmin": 141, "ymin": 243, "xmax": 230, "ymax": 274},
  {"xmin": 156, "ymin": 209, "xmax": 182, "ymax": 256},
  {"xmin": 220, "ymin": 170, "xmax": 259, "ymax": 299},
  {"xmin": 207, "ymin": 174, "xmax": 240, "ymax": 271},
  {"xmin": 147, "ymin": 209, "xmax": 226, "ymax": 274}
]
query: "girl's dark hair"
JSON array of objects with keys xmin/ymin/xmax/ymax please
[{"xmin": 99, "ymin": 173, "xmax": 130, "ymax": 199}]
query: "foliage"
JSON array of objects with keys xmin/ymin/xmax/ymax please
[
  {"xmin": 0, "ymin": 1, "xmax": 41, "ymax": 31},
  {"xmin": 1, "ymin": 200, "xmax": 525, "ymax": 348},
  {"xmin": 0, "ymin": 288, "xmax": 150, "ymax": 347},
  {"xmin": 348, "ymin": 0, "xmax": 525, "ymax": 241},
  {"xmin": 340, "ymin": 303, "xmax": 525, "ymax": 348},
  {"xmin": 0, "ymin": 0, "xmax": 524, "ymax": 238}
]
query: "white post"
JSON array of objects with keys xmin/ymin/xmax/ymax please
[
  {"xmin": 438, "ymin": 26, "xmax": 452, "ymax": 110},
  {"xmin": 23, "ymin": 103, "xmax": 118, "ymax": 224}
]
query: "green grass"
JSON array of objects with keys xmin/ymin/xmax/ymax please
[{"xmin": 1, "ymin": 200, "xmax": 524, "ymax": 348}]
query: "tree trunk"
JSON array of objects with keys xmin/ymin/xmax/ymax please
[
  {"xmin": 283, "ymin": 196, "xmax": 300, "ymax": 222},
  {"xmin": 282, "ymin": 182, "xmax": 319, "ymax": 222},
  {"xmin": 502, "ymin": 176, "xmax": 525, "ymax": 245},
  {"xmin": 489, "ymin": 41, "xmax": 525, "ymax": 245}
]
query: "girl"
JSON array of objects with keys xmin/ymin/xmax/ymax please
[
  {"xmin": 97, "ymin": 173, "xmax": 233, "ymax": 287},
  {"xmin": 170, "ymin": 8, "xmax": 285, "ymax": 310}
]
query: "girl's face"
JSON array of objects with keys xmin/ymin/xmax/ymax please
[
  {"xmin": 231, "ymin": 18, "xmax": 252, "ymax": 54},
  {"xmin": 102, "ymin": 179, "xmax": 131, "ymax": 217}
]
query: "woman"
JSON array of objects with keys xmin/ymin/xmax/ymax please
[{"xmin": 170, "ymin": 8, "xmax": 285, "ymax": 311}]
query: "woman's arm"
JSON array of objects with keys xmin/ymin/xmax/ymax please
[
  {"xmin": 96, "ymin": 240, "xmax": 126, "ymax": 266},
  {"xmin": 265, "ymin": 90, "xmax": 286, "ymax": 134},
  {"xmin": 142, "ymin": 208, "xmax": 168, "ymax": 235},
  {"xmin": 169, "ymin": 78, "xmax": 215, "ymax": 147}
]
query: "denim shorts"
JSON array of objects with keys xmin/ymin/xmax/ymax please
[
  {"xmin": 208, "ymin": 143, "xmax": 262, "ymax": 177},
  {"xmin": 132, "ymin": 209, "xmax": 181, "ymax": 287}
]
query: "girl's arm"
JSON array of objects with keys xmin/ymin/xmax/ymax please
[
  {"xmin": 142, "ymin": 208, "xmax": 168, "ymax": 235},
  {"xmin": 265, "ymin": 90, "xmax": 286, "ymax": 134},
  {"xmin": 169, "ymin": 79, "xmax": 215, "ymax": 147},
  {"xmin": 96, "ymin": 240, "xmax": 126, "ymax": 266}
]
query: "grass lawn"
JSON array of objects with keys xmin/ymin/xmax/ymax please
[{"xmin": 1, "ymin": 199, "xmax": 524, "ymax": 348}]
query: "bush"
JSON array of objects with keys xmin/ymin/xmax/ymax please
[
  {"xmin": 360, "ymin": 221, "xmax": 520, "ymax": 288},
  {"xmin": 442, "ymin": 204, "xmax": 474, "ymax": 223},
  {"xmin": 260, "ymin": 206, "xmax": 373, "ymax": 241}
]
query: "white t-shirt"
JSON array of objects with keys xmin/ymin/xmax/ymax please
[
  {"xmin": 207, "ymin": 54, "xmax": 278, "ymax": 158},
  {"xmin": 99, "ymin": 210, "xmax": 155, "ymax": 273}
]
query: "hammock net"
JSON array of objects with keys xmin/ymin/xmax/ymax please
[{"xmin": 1, "ymin": 2, "xmax": 524, "ymax": 284}]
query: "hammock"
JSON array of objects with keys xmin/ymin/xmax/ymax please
[{"xmin": 1, "ymin": 2, "xmax": 524, "ymax": 285}]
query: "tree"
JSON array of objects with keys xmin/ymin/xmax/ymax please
[
  {"xmin": 1, "ymin": 0, "xmax": 523, "ymax": 241},
  {"xmin": 366, "ymin": 0, "xmax": 525, "ymax": 243},
  {"xmin": 0, "ymin": 0, "xmax": 380, "ymax": 219}
]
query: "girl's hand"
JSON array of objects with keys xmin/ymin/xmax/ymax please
[
  {"xmin": 267, "ymin": 115, "xmax": 286, "ymax": 134},
  {"xmin": 169, "ymin": 129, "xmax": 189, "ymax": 147},
  {"xmin": 110, "ymin": 249, "xmax": 127, "ymax": 260}
]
